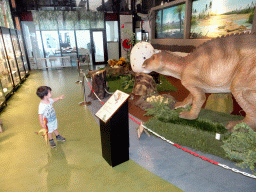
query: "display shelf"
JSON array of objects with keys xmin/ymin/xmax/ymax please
[
  {"xmin": 1, "ymin": 27, "xmax": 21, "ymax": 87},
  {"xmin": 0, "ymin": 28, "xmax": 14, "ymax": 96},
  {"xmin": 0, "ymin": 79, "xmax": 6, "ymax": 107},
  {"xmin": 10, "ymin": 29, "xmax": 26, "ymax": 80},
  {"xmin": 0, "ymin": 26, "xmax": 30, "ymax": 110},
  {"xmin": 17, "ymin": 30, "xmax": 29, "ymax": 75}
]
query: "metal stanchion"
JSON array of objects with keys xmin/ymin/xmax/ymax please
[
  {"xmin": 78, "ymin": 71, "xmax": 91, "ymax": 106},
  {"xmin": 75, "ymin": 60, "xmax": 83, "ymax": 84}
]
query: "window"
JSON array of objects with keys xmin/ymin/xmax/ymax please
[
  {"xmin": 89, "ymin": 0, "xmax": 102, "ymax": 11},
  {"xmin": 155, "ymin": 4, "xmax": 186, "ymax": 39},
  {"xmin": 191, "ymin": 0, "xmax": 256, "ymax": 39},
  {"xmin": 41, "ymin": 31, "xmax": 60, "ymax": 57},
  {"xmin": 106, "ymin": 21, "xmax": 119, "ymax": 42}
]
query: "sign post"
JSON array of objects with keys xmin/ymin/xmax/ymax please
[{"xmin": 96, "ymin": 90, "xmax": 130, "ymax": 167}]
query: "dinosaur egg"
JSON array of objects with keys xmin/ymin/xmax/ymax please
[{"xmin": 130, "ymin": 42, "xmax": 154, "ymax": 73}]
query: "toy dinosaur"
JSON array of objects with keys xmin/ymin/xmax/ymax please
[
  {"xmin": 36, "ymin": 118, "xmax": 48, "ymax": 144},
  {"xmin": 142, "ymin": 32, "xmax": 256, "ymax": 131}
]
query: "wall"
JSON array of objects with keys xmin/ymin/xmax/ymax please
[
  {"xmin": 120, "ymin": 14, "xmax": 133, "ymax": 59},
  {"xmin": 107, "ymin": 42, "xmax": 119, "ymax": 61}
]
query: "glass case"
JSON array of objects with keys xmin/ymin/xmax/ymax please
[
  {"xmin": 1, "ymin": 27, "xmax": 20, "ymax": 86},
  {"xmin": 10, "ymin": 29, "xmax": 26, "ymax": 79},
  {"xmin": 0, "ymin": 80, "xmax": 6, "ymax": 106},
  {"xmin": 0, "ymin": 28, "xmax": 13, "ymax": 96},
  {"xmin": 17, "ymin": 30, "xmax": 29, "ymax": 74}
]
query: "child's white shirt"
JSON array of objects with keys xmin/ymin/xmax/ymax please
[{"xmin": 38, "ymin": 98, "xmax": 56, "ymax": 123}]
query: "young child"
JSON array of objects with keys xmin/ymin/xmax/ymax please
[{"xmin": 36, "ymin": 86, "xmax": 65, "ymax": 148}]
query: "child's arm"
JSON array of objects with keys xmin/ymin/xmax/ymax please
[
  {"xmin": 39, "ymin": 114, "xmax": 47, "ymax": 129},
  {"xmin": 52, "ymin": 95, "xmax": 64, "ymax": 102}
]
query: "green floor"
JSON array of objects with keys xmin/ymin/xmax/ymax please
[{"xmin": 0, "ymin": 68, "xmax": 182, "ymax": 192}]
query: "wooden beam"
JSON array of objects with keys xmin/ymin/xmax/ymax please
[
  {"xmin": 252, "ymin": 6, "xmax": 256, "ymax": 33},
  {"xmin": 184, "ymin": 0, "xmax": 192, "ymax": 39}
]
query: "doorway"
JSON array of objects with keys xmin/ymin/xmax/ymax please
[{"xmin": 90, "ymin": 30, "xmax": 108, "ymax": 65}]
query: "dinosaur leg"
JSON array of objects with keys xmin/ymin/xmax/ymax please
[
  {"xmin": 179, "ymin": 87, "xmax": 206, "ymax": 120},
  {"xmin": 227, "ymin": 88, "xmax": 256, "ymax": 131},
  {"xmin": 174, "ymin": 94, "xmax": 193, "ymax": 109}
]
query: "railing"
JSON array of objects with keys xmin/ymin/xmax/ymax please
[
  {"xmin": 36, "ymin": 56, "xmax": 74, "ymax": 69},
  {"xmin": 76, "ymin": 60, "xmax": 91, "ymax": 106}
]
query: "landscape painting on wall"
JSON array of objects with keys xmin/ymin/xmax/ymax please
[
  {"xmin": 191, "ymin": 0, "xmax": 256, "ymax": 39},
  {"xmin": 155, "ymin": 4, "xmax": 186, "ymax": 39}
]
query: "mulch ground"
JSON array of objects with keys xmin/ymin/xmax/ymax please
[{"xmin": 128, "ymin": 76, "xmax": 245, "ymax": 123}]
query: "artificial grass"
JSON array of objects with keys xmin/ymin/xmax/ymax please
[
  {"xmin": 146, "ymin": 106, "xmax": 243, "ymax": 134},
  {"xmin": 157, "ymin": 75, "xmax": 177, "ymax": 92},
  {"xmin": 107, "ymin": 76, "xmax": 133, "ymax": 94},
  {"xmin": 107, "ymin": 74, "xmax": 177, "ymax": 94},
  {"xmin": 144, "ymin": 108, "xmax": 244, "ymax": 160}
]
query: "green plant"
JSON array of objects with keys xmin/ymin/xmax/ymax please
[
  {"xmin": 107, "ymin": 76, "xmax": 133, "ymax": 94},
  {"xmin": 120, "ymin": 74, "xmax": 135, "ymax": 90},
  {"xmin": 248, "ymin": 12, "xmax": 254, "ymax": 24},
  {"xmin": 191, "ymin": 15, "xmax": 197, "ymax": 26},
  {"xmin": 97, "ymin": 67, "xmax": 105, "ymax": 70},
  {"xmin": 222, "ymin": 123, "xmax": 256, "ymax": 174},
  {"xmin": 145, "ymin": 96, "xmax": 175, "ymax": 117},
  {"xmin": 121, "ymin": 29, "xmax": 138, "ymax": 64},
  {"xmin": 106, "ymin": 70, "xmax": 115, "ymax": 81}
]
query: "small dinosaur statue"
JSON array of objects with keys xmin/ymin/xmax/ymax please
[
  {"xmin": 142, "ymin": 32, "xmax": 256, "ymax": 131},
  {"xmin": 36, "ymin": 118, "xmax": 48, "ymax": 144}
]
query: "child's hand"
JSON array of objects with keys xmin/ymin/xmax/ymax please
[{"xmin": 59, "ymin": 95, "xmax": 64, "ymax": 100}]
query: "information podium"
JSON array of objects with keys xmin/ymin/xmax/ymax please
[{"xmin": 95, "ymin": 90, "xmax": 130, "ymax": 167}]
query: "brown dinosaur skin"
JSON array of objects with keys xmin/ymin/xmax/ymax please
[{"xmin": 142, "ymin": 32, "xmax": 256, "ymax": 131}]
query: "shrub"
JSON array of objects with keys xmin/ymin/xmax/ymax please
[
  {"xmin": 120, "ymin": 74, "xmax": 135, "ymax": 90},
  {"xmin": 222, "ymin": 123, "xmax": 256, "ymax": 174}
]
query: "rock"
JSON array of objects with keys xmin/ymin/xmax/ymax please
[
  {"xmin": 135, "ymin": 97, "xmax": 154, "ymax": 110},
  {"xmin": 205, "ymin": 93, "xmax": 233, "ymax": 114},
  {"xmin": 132, "ymin": 73, "xmax": 157, "ymax": 96},
  {"xmin": 161, "ymin": 94, "xmax": 177, "ymax": 109}
]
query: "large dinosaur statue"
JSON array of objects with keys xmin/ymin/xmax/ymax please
[{"xmin": 142, "ymin": 32, "xmax": 256, "ymax": 131}]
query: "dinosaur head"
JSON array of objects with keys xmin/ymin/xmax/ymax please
[{"xmin": 142, "ymin": 53, "xmax": 164, "ymax": 72}]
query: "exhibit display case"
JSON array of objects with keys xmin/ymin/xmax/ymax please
[
  {"xmin": 0, "ymin": 80, "xmax": 6, "ymax": 106},
  {"xmin": 10, "ymin": 29, "xmax": 26, "ymax": 79},
  {"xmin": 0, "ymin": 29, "xmax": 13, "ymax": 97},
  {"xmin": 17, "ymin": 30, "xmax": 29, "ymax": 74},
  {"xmin": 1, "ymin": 27, "xmax": 20, "ymax": 86}
]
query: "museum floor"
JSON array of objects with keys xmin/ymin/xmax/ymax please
[{"xmin": 0, "ymin": 67, "xmax": 255, "ymax": 192}]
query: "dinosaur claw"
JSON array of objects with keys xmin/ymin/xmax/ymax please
[
  {"xmin": 179, "ymin": 111, "xmax": 198, "ymax": 120},
  {"xmin": 174, "ymin": 102, "xmax": 185, "ymax": 109}
]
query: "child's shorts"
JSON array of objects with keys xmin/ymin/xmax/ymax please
[{"xmin": 47, "ymin": 119, "xmax": 58, "ymax": 133}]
